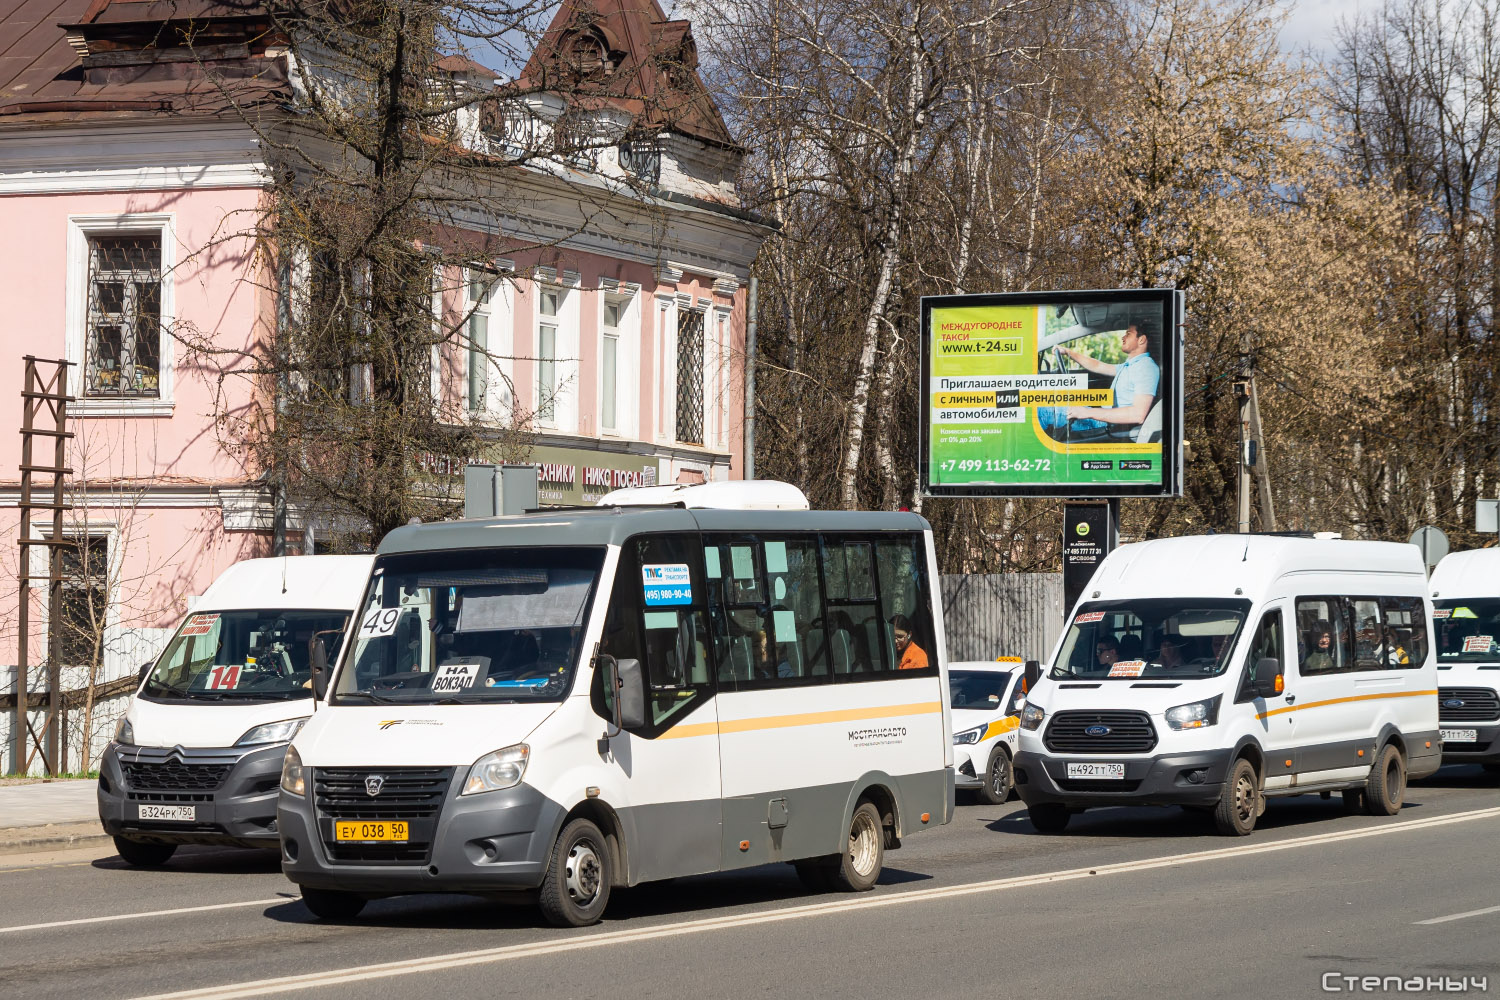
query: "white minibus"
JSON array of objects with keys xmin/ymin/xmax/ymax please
[
  {"xmin": 99, "ymin": 555, "xmax": 371, "ymax": 865},
  {"xmin": 277, "ymin": 483, "xmax": 952, "ymax": 925},
  {"xmin": 1014, "ymin": 535, "xmax": 1441, "ymax": 836},
  {"xmin": 1429, "ymin": 549, "xmax": 1500, "ymax": 771}
]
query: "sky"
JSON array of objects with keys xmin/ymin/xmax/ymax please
[{"xmin": 1278, "ymin": 0, "xmax": 1369, "ymax": 55}]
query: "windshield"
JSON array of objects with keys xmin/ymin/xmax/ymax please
[
  {"xmin": 143, "ymin": 609, "xmax": 352, "ymax": 701},
  {"xmin": 950, "ymin": 670, "xmax": 1015, "ymax": 710},
  {"xmin": 1051, "ymin": 599, "xmax": 1251, "ymax": 679},
  {"xmin": 334, "ymin": 547, "xmax": 605, "ymax": 705},
  {"xmin": 1433, "ymin": 599, "xmax": 1500, "ymax": 663}
]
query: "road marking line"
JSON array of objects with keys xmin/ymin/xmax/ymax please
[
  {"xmin": 0, "ymin": 898, "xmax": 287, "ymax": 935},
  {"xmin": 0, "ymin": 860, "xmax": 95, "ymax": 876},
  {"xmin": 1415, "ymin": 903, "xmax": 1500, "ymax": 925},
  {"xmin": 126, "ymin": 805, "xmax": 1500, "ymax": 1000}
]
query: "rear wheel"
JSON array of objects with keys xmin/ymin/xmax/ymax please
[
  {"xmin": 539, "ymin": 818, "xmax": 612, "ymax": 927},
  {"xmin": 1363, "ymin": 744, "xmax": 1406, "ymax": 816},
  {"xmin": 1213, "ymin": 758, "xmax": 1259, "ymax": 836},
  {"xmin": 1027, "ymin": 802, "xmax": 1071, "ymax": 834},
  {"xmin": 828, "ymin": 802, "xmax": 884, "ymax": 891},
  {"xmin": 300, "ymin": 887, "xmax": 366, "ymax": 921},
  {"xmin": 112, "ymin": 837, "xmax": 176, "ymax": 868},
  {"xmin": 977, "ymin": 747, "xmax": 1013, "ymax": 805}
]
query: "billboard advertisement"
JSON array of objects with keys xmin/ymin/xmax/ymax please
[{"xmin": 920, "ymin": 289, "xmax": 1183, "ymax": 498}]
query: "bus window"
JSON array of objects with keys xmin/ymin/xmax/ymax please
[
  {"xmin": 1378, "ymin": 597, "xmax": 1426, "ymax": 668},
  {"xmin": 876, "ymin": 536, "xmax": 934, "ymax": 672},
  {"xmin": 822, "ymin": 538, "xmax": 884, "ymax": 675},
  {"xmin": 706, "ymin": 535, "xmax": 828, "ymax": 686}
]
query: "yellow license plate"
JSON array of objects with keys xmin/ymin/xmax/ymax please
[{"xmin": 334, "ymin": 820, "xmax": 409, "ymax": 842}]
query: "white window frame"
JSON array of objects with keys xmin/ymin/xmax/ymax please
[
  {"xmin": 671, "ymin": 293, "xmax": 708, "ymax": 447},
  {"xmin": 713, "ymin": 305, "xmax": 732, "ymax": 450},
  {"xmin": 536, "ymin": 283, "xmax": 562, "ymax": 428},
  {"xmin": 467, "ymin": 262, "xmax": 515, "ymax": 420},
  {"xmin": 655, "ymin": 292, "xmax": 676, "ymax": 443},
  {"xmin": 66, "ymin": 213, "xmax": 176, "ymax": 417},
  {"xmin": 599, "ymin": 281, "xmax": 641, "ymax": 438}
]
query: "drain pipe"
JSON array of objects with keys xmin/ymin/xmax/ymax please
[{"xmin": 744, "ymin": 276, "xmax": 758, "ymax": 480}]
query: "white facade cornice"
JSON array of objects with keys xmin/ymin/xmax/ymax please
[{"xmin": 0, "ymin": 122, "xmax": 269, "ymax": 195}]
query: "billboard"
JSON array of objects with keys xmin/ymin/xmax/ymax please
[{"xmin": 920, "ymin": 289, "xmax": 1183, "ymax": 498}]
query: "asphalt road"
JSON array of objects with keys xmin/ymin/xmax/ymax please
[{"xmin": 3, "ymin": 766, "xmax": 1499, "ymax": 1000}]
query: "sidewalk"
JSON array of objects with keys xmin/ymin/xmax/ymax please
[{"xmin": 0, "ymin": 779, "xmax": 109, "ymax": 855}]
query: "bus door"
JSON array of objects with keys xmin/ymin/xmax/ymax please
[{"xmin": 595, "ymin": 533, "xmax": 722, "ymax": 883}]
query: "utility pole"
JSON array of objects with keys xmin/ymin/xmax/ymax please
[{"xmin": 1234, "ymin": 346, "xmax": 1251, "ymax": 534}]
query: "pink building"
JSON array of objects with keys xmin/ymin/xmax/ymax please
[{"xmin": 0, "ymin": 0, "xmax": 768, "ymax": 771}]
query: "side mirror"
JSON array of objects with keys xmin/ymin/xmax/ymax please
[
  {"xmin": 137, "ymin": 660, "xmax": 155, "ymax": 683},
  {"xmin": 1253, "ymin": 657, "xmax": 1283, "ymax": 698},
  {"xmin": 615, "ymin": 657, "xmax": 647, "ymax": 731},
  {"xmin": 1023, "ymin": 659, "xmax": 1042, "ymax": 694},
  {"xmin": 310, "ymin": 637, "xmax": 330, "ymax": 700}
]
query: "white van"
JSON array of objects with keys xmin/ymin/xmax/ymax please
[
  {"xmin": 277, "ymin": 484, "xmax": 952, "ymax": 925},
  {"xmin": 98, "ymin": 555, "xmax": 372, "ymax": 866},
  {"xmin": 1429, "ymin": 549, "xmax": 1500, "ymax": 771},
  {"xmin": 950, "ymin": 658, "xmax": 1028, "ymax": 803},
  {"xmin": 1014, "ymin": 535, "xmax": 1441, "ymax": 836}
]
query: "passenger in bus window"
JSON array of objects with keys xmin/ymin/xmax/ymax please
[
  {"xmin": 1094, "ymin": 636, "xmax": 1120, "ymax": 672},
  {"xmin": 1302, "ymin": 623, "xmax": 1335, "ymax": 673},
  {"xmin": 890, "ymin": 614, "xmax": 928, "ymax": 670},
  {"xmin": 1155, "ymin": 633, "xmax": 1185, "ymax": 669}
]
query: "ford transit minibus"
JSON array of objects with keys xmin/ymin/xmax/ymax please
[
  {"xmin": 1014, "ymin": 535, "xmax": 1440, "ymax": 836},
  {"xmin": 99, "ymin": 555, "xmax": 371, "ymax": 865},
  {"xmin": 1429, "ymin": 549, "xmax": 1500, "ymax": 771}
]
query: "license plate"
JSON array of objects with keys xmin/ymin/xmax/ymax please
[
  {"xmin": 1066, "ymin": 762, "xmax": 1125, "ymax": 780},
  {"xmin": 335, "ymin": 820, "xmax": 409, "ymax": 842},
  {"xmin": 1441, "ymin": 729, "xmax": 1478, "ymax": 744},
  {"xmin": 137, "ymin": 804, "xmax": 195, "ymax": 822}
]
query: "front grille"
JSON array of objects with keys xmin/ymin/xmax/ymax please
[
  {"xmin": 1056, "ymin": 778, "xmax": 1143, "ymax": 792},
  {"xmin": 314, "ymin": 767, "xmax": 453, "ymax": 866},
  {"xmin": 1044, "ymin": 710, "xmax": 1158, "ymax": 755},
  {"xmin": 127, "ymin": 790, "xmax": 214, "ymax": 804},
  {"xmin": 123, "ymin": 760, "xmax": 231, "ymax": 792},
  {"xmin": 1439, "ymin": 688, "xmax": 1500, "ymax": 723}
]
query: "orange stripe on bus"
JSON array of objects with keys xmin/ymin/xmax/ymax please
[
  {"xmin": 1256, "ymin": 689, "xmax": 1438, "ymax": 721},
  {"xmin": 660, "ymin": 702, "xmax": 943, "ymax": 740}
]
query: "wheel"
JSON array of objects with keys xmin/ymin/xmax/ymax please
[
  {"xmin": 1213, "ymin": 758, "xmax": 1259, "ymax": 836},
  {"xmin": 1027, "ymin": 802, "xmax": 1071, "ymax": 834},
  {"xmin": 300, "ymin": 887, "xmax": 366, "ymax": 921},
  {"xmin": 977, "ymin": 747, "xmax": 1013, "ymax": 805},
  {"xmin": 113, "ymin": 836, "xmax": 176, "ymax": 867},
  {"xmin": 792, "ymin": 860, "xmax": 834, "ymax": 893},
  {"xmin": 1363, "ymin": 744, "xmax": 1406, "ymax": 816},
  {"xmin": 539, "ymin": 818, "xmax": 612, "ymax": 927},
  {"xmin": 828, "ymin": 801, "xmax": 884, "ymax": 891}
]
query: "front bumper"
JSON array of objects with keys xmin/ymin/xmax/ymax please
[
  {"xmin": 278, "ymin": 774, "xmax": 565, "ymax": 897},
  {"xmin": 951, "ymin": 745, "xmax": 984, "ymax": 789},
  {"xmin": 1014, "ymin": 748, "xmax": 1234, "ymax": 808},
  {"xmin": 1438, "ymin": 721, "xmax": 1500, "ymax": 763},
  {"xmin": 98, "ymin": 741, "xmax": 288, "ymax": 848}
]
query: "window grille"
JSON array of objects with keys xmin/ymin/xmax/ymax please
[
  {"xmin": 57, "ymin": 537, "xmax": 109, "ymax": 667},
  {"xmin": 85, "ymin": 234, "xmax": 161, "ymax": 398},
  {"xmin": 675, "ymin": 309, "xmax": 704, "ymax": 444}
]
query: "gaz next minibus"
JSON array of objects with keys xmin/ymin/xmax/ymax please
[
  {"xmin": 99, "ymin": 555, "xmax": 371, "ymax": 865},
  {"xmin": 277, "ymin": 482, "xmax": 952, "ymax": 925},
  {"xmin": 1014, "ymin": 535, "xmax": 1441, "ymax": 836},
  {"xmin": 1429, "ymin": 549, "xmax": 1500, "ymax": 771}
]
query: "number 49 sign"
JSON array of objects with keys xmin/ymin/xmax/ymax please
[{"xmin": 359, "ymin": 607, "xmax": 403, "ymax": 638}]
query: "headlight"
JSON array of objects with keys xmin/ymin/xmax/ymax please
[
  {"xmin": 235, "ymin": 718, "xmax": 307, "ymax": 747},
  {"xmin": 952, "ymin": 725, "xmax": 986, "ymax": 746},
  {"xmin": 280, "ymin": 744, "xmax": 306, "ymax": 796},
  {"xmin": 1020, "ymin": 704, "xmax": 1045, "ymax": 731},
  {"xmin": 1165, "ymin": 695, "xmax": 1222, "ymax": 731},
  {"xmin": 114, "ymin": 717, "xmax": 135, "ymax": 746},
  {"xmin": 462, "ymin": 744, "xmax": 529, "ymax": 795}
]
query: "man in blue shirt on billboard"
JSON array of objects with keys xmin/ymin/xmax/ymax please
[{"xmin": 1040, "ymin": 324, "xmax": 1159, "ymax": 436}]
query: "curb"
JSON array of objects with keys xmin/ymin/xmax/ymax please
[{"xmin": 0, "ymin": 821, "xmax": 112, "ymax": 857}]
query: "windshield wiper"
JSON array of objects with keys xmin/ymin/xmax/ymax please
[
  {"xmin": 221, "ymin": 690, "xmax": 309, "ymax": 700},
  {"xmin": 336, "ymin": 691, "xmax": 400, "ymax": 704}
]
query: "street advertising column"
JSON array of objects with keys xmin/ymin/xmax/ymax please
[{"xmin": 920, "ymin": 289, "xmax": 1184, "ymax": 499}]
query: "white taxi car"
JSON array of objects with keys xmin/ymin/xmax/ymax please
[{"xmin": 951, "ymin": 658, "xmax": 1028, "ymax": 804}]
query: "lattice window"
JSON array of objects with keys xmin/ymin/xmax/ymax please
[
  {"xmin": 85, "ymin": 234, "xmax": 161, "ymax": 398},
  {"xmin": 56, "ymin": 536, "xmax": 109, "ymax": 667},
  {"xmin": 676, "ymin": 309, "xmax": 704, "ymax": 445}
]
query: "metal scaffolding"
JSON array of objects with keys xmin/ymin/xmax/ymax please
[{"xmin": 12, "ymin": 357, "xmax": 73, "ymax": 775}]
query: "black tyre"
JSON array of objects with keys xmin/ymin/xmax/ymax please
[
  {"xmin": 977, "ymin": 747, "xmax": 1013, "ymax": 805},
  {"xmin": 1028, "ymin": 802, "xmax": 1071, "ymax": 834},
  {"xmin": 300, "ymin": 887, "xmax": 366, "ymax": 921},
  {"xmin": 792, "ymin": 860, "xmax": 834, "ymax": 893},
  {"xmin": 828, "ymin": 802, "xmax": 884, "ymax": 891},
  {"xmin": 1213, "ymin": 758, "xmax": 1259, "ymax": 836},
  {"xmin": 1363, "ymin": 743, "xmax": 1406, "ymax": 816},
  {"xmin": 113, "ymin": 836, "xmax": 176, "ymax": 868},
  {"xmin": 539, "ymin": 818, "xmax": 612, "ymax": 927},
  {"xmin": 1341, "ymin": 789, "xmax": 1364, "ymax": 812}
]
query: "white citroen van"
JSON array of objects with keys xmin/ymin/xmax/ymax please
[
  {"xmin": 1014, "ymin": 535, "xmax": 1441, "ymax": 836},
  {"xmin": 277, "ymin": 483, "xmax": 952, "ymax": 926},
  {"xmin": 98, "ymin": 555, "xmax": 372, "ymax": 866},
  {"xmin": 1429, "ymin": 549, "xmax": 1500, "ymax": 771}
]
